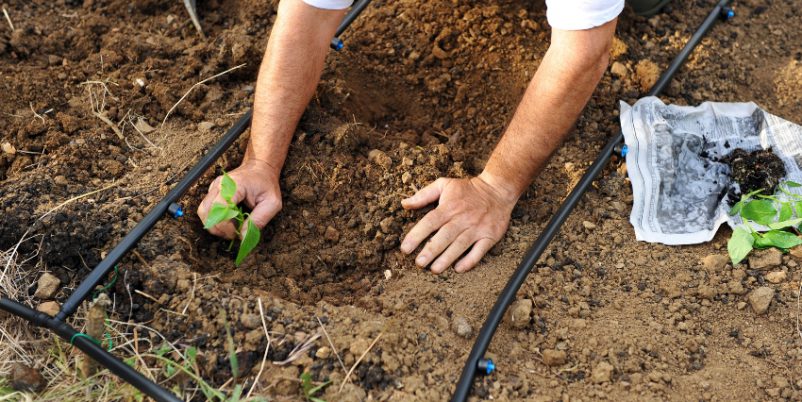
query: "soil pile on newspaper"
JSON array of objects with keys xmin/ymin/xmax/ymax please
[
  {"xmin": 727, "ymin": 148, "xmax": 787, "ymax": 195},
  {"xmin": 2, "ymin": 0, "xmax": 802, "ymax": 400}
]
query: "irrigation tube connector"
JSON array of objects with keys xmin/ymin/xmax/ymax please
[
  {"xmin": 0, "ymin": 2, "xmax": 373, "ymax": 401},
  {"xmin": 451, "ymin": 1, "xmax": 734, "ymax": 400}
]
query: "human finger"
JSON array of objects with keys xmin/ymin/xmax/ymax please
[
  {"xmin": 429, "ymin": 231, "xmax": 475, "ymax": 274},
  {"xmin": 400, "ymin": 208, "xmax": 448, "ymax": 254},
  {"xmin": 414, "ymin": 222, "xmax": 462, "ymax": 269},
  {"xmin": 401, "ymin": 178, "xmax": 447, "ymax": 210},
  {"xmin": 454, "ymin": 238, "xmax": 496, "ymax": 273}
]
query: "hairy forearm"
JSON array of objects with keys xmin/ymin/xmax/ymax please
[
  {"xmin": 246, "ymin": 0, "xmax": 345, "ymax": 173},
  {"xmin": 481, "ymin": 20, "xmax": 617, "ymax": 200}
]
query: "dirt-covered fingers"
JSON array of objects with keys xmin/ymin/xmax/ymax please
[
  {"xmin": 414, "ymin": 222, "xmax": 462, "ymax": 269},
  {"xmin": 454, "ymin": 238, "xmax": 496, "ymax": 273},
  {"xmin": 429, "ymin": 231, "xmax": 478, "ymax": 274},
  {"xmin": 400, "ymin": 208, "xmax": 448, "ymax": 254}
]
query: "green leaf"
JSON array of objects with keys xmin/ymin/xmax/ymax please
[
  {"xmin": 155, "ymin": 343, "xmax": 171, "ymax": 357},
  {"xmin": 755, "ymin": 230, "xmax": 802, "ymax": 249},
  {"xmin": 795, "ymin": 201, "xmax": 802, "ymax": 217},
  {"xmin": 780, "ymin": 203, "xmax": 793, "ymax": 222},
  {"xmin": 740, "ymin": 199, "xmax": 777, "ymax": 226},
  {"xmin": 768, "ymin": 217, "xmax": 802, "ymax": 230},
  {"xmin": 124, "ymin": 356, "xmax": 137, "ymax": 367},
  {"xmin": 204, "ymin": 203, "xmax": 239, "ymax": 229},
  {"xmin": 235, "ymin": 220, "xmax": 261, "ymax": 266},
  {"xmin": 228, "ymin": 384, "xmax": 243, "ymax": 402},
  {"xmin": 186, "ymin": 346, "xmax": 198, "ymax": 365},
  {"xmin": 729, "ymin": 200, "xmax": 744, "ymax": 216},
  {"xmin": 728, "ymin": 227, "xmax": 755, "ymax": 265},
  {"xmin": 785, "ymin": 181, "xmax": 802, "ymax": 188},
  {"xmin": 221, "ymin": 172, "xmax": 237, "ymax": 203}
]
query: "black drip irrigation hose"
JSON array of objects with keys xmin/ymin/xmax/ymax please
[
  {"xmin": 0, "ymin": 297, "xmax": 182, "ymax": 402},
  {"xmin": 0, "ymin": 1, "xmax": 373, "ymax": 400},
  {"xmin": 451, "ymin": 1, "xmax": 734, "ymax": 401}
]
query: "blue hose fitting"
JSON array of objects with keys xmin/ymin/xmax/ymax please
[
  {"xmin": 330, "ymin": 38, "xmax": 344, "ymax": 51},
  {"xmin": 167, "ymin": 203, "xmax": 184, "ymax": 219},
  {"xmin": 620, "ymin": 144, "xmax": 628, "ymax": 158},
  {"xmin": 477, "ymin": 358, "xmax": 495, "ymax": 375},
  {"xmin": 720, "ymin": 7, "xmax": 734, "ymax": 21}
]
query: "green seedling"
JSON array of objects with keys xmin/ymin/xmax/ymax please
[
  {"xmin": 300, "ymin": 372, "xmax": 330, "ymax": 402},
  {"xmin": 728, "ymin": 181, "xmax": 802, "ymax": 264},
  {"xmin": 203, "ymin": 172, "xmax": 261, "ymax": 266}
]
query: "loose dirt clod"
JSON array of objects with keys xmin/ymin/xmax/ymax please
[
  {"xmin": 541, "ymin": 349, "xmax": 567, "ymax": 367},
  {"xmin": 748, "ymin": 287, "xmax": 775, "ymax": 314},
  {"xmin": 36, "ymin": 301, "xmax": 59, "ymax": 316},
  {"xmin": 727, "ymin": 148, "xmax": 787, "ymax": 195},
  {"xmin": 33, "ymin": 273, "xmax": 60, "ymax": 299},
  {"xmin": 452, "ymin": 316, "xmax": 473, "ymax": 338},
  {"xmin": 10, "ymin": 363, "xmax": 46, "ymax": 393},
  {"xmin": 749, "ymin": 248, "xmax": 783, "ymax": 270}
]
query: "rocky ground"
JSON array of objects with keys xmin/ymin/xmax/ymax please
[{"xmin": 2, "ymin": 0, "xmax": 802, "ymax": 400}]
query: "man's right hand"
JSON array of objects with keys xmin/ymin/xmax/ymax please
[{"xmin": 197, "ymin": 159, "xmax": 282, "ymax": 239}]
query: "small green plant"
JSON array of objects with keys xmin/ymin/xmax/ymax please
[
  {"xmin": 300, "ymin": 372, "xmax": 330, "ymax": 402},
  {"xmin": 203, "ymin": 172, "xmax": 261, "ymax": 266},
  {"xmin": 728, "ymin": 181, "xmax": 802, "ymax": 264}
]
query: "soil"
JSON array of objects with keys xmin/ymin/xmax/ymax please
[
  {"xmin": 727, "ymin": 148, "xmax": 787, "ymax": 195},
  {"xmin": 2, "ymin": 0, "xmax": 802, "ymax": 401}
]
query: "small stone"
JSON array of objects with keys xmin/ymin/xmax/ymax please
[
  {"xmin": 290, "ymin": 185, "xmax": 316, "ymax": 202},
  {"xmin": 542, "ymin": 349, "xmax": 567, "ymax": 367},
  {"xmin": 749, "ymin": 248, "xmax": 783, "ymax": 270},
  {"xmin": 48, "ymin": 55, "xmax": 62, "ymax": 65},
  {"xmin": 790, "ymin": 245, "xmax": 802, "ymax": 260},
  {"xmin": 11, "ymin": 363, "xmax": 46, "ymax": 393},
  {"xmin": 239, "ymin": 313, "xmax": 261, "ymax": 329},
  {"xmin": 36, "ymin": 301, "xmax": 60, "ymax": 316},
  {"xmin": 324, "ymin": 226, "xmax": 340, "ymax": 242},
  {"xmin": 34, "ymin": 273, "xmax": 60, "ymax": 299},
  {"xmin": 401, "ymin": 171, "xmax": 412, "ymax": 184},
  {"xmin": 315, "ymin": 346, "xmax": 331, "ymax": 359},
  {"xmin": 508, "ymin": 299, "xmax": 533, "ymax": 329},
  {"xmin": 610, "ymin": 61, "xmax": 628, "ymax": 78},
  {"xmin": 634, "ymin": 60, "xmax": 660, "ymax": 92},
  {"xmin": 765, "ymin": 271, "xmax": 787, "ymax": 284},
  {"xmin": 727, "ymin": 280, "xmax": 746, "ymax": 295},
  {"xmin": 452, "ymin": 316, "xmax": 473, "ymax": 338},
  {"xmin": 379, "ymin": 217, "xmax": 396, "ymax": 234},
  {"xmin": 748, "ymin": 286, "xmax": 775, "ymax": 314},
  {"xmin": 736, "ymin": 301, "xmax": 747, "ymax": 310},
  {"xmin": 1, "ymin": 142, "xmax": 15, "ymax": 155},
  {"xmin": 591, "ymin": 361, "xmax": 614, "ymax": 383},
  {"xmin": 702, "ymin": 254, "xmax": 729, "ymax": 272},
  {"xmin": 582, "ymin": 220, "xmax": 597, "ymax": 230},
  {"xmin": 384, "ymin": 270, "xmax": 392, "ymax": 280},
  {"xmin": 368, "ymin": 149, "xmax": 392, "ymax": 169},
  {"xmin": 697, "ymin": 285, "xmax": 717, "ymax": 300},
  {"xmin": 197, "ymin": 121, "xmax": 216, "ymax": 133}
]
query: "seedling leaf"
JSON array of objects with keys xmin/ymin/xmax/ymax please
[
  {"xmin": 785, "ymin": 181, "xmax": 802, "ymax": 188},
  {"xmin": 728, "ymin": 226, "xmax": 754, "ymax": 265},
  {"xmin": 755, "ymin": 230, "xmax": 802, "ymax": 249},
  {"xmin": 236, "ymin": 219, "xmax": 261, "ymax": 266},
  {"xmin": 204, "ymin": 203, "xmax": 240, "ymax": 229},
  {"xmin": 221, "ymin": 172, "xmax": 237, "ymax": 203},
  {"xmin": 780, "ymin": 202, "xmax": 793, "ymax": 222},
  {"xmin": 740, "ymin": 199, "xmax": 777, "ymax": 226},
  {"xmin": 768, "ymin": 218, "xmax": 802, "ymax": 230}
]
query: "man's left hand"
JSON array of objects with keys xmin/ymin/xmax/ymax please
[{"xmin": 400, "ymin": 175, "xmax": 518, "ymax": 274}]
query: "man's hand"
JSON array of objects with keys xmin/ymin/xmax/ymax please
[
  {"xmin": 400, "ymin": 174, "xmax": 518, "ymax": 274},
  {"xmin": 198, "ymin": 159, "xmax": 282, "ymax": 239}
]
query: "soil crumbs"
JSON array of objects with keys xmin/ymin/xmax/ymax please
[{"xmin": 2, "ymin": 0, "xmax": 802, "ymax": 401}]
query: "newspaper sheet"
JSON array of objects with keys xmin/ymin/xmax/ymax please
[{"xmin": 621, "ymin": 96, "xmax": 802, "ymax": 245}]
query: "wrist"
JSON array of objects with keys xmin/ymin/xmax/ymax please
[
  {"xmin": 477, "ymin": 170, "xmax": 522, "ymax": 205},
  {"xmin": 241, "ymin": 156, "xmax": 281, "ymax": 177}
]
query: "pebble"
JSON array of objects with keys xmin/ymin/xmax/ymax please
[
  {"xmin": 765, "ymin": 271, "xmax": 787, "ymax": 284},
  {"xmin": 197, "ymin": 121, "xmax": 216, "ymax": 133},
  {"xmin": 542, "ymin": 349, "xmax": 567, "ymax": 366},
  {"xmin": 747, "ymin": 286, "xmax": 775, "ymax": 314},
  {"xmin": 452, "ymin": 316, "xmax": 473, "ymax": 338},
  {"xmin": 508, "ymin": 299, "xmax": 533, "ymax": 329},
  {"xmin": 324, "ymin": 226, "xmax": 340, "ymax": 242},
  {"xmin": 702, "ymin": 254, "xmax": 729, "ymax": 272},
  {"xmin": 401, "ymin": 171, "xmax": 412, "ymax": 184},
  {"xmin": 239, "ymin": 313, "xmax": 261, "ymax": 329},
  {"xmin": 591, "ymin": 361, "xmax": 614, "ymax": 383},
  {"xmin": 34, "ymin": 273, "xmax": 61, "ymax": 299},
  {"xmin": 11, "ymin": 363, "xmax": 46, "ymax": 392},
  {"xmin": 379, "ymin": 217, "xmax": 396, "ymax": 234},
  {"xmin": 368, "ymin": 149, "xmax": 392, "ymax": 170},
  {"xmin": 315, "ymin": 346, "xmax": 331, "ymax": 359},
  {"xmin": 384, "ymin": 270, "xmax": 392, "ymax": 280},
  {"xmin": 634, "ymin": 60, "xmax": 660, "ymax": 92},
  {"xmin": 1, "ymin": 142, "xmax": 16, "ymax": 155},
  {"xmin": 610, "ymin": 61, "xmax": 628, "ymax": 79},
  {"xmin": 582, "ymin": 221, "xmax": 596, "ymax": 230},
  {"xmin": 36, "ymin": 301, "xmax": 60, "ymax": 316},
  {"xmin": 790, "ymin": 246, "xmax": 802, "ymax": 260},
  {"xmin": 749, "ymin": 248, "xmax": 783, "ymax": 270}
]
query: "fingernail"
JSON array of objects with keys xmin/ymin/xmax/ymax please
[{"xmin": 416, "ymin": 254, "xmax": 428, "ymax": 266}]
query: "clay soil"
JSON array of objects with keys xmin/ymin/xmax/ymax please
[{"xmin": 2, "ymin": 0, "xmax": 802, "ymax": 400}]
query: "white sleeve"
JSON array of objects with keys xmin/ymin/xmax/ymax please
[
  {"xmin": 545, "ymin": 0, "xmax": 625, "ymax": 30},
  {"xmin": 302, "ymin": 0, "xmax": 353, "ymax": 10}
]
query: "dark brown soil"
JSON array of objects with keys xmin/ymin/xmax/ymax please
[
  {"xmin": 727, "ymin": 148, "xmax": 787, "ymax": 195},
  {"xmin": 2, "ymin": 0, "xmax": 802, "ymax": 401}
]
